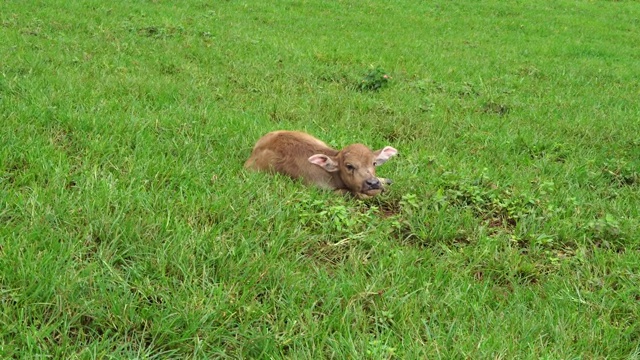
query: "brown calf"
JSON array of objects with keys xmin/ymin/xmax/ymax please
[{"xmin": 244, "ymin": 131, "xmax": 398, "ymax": 198}]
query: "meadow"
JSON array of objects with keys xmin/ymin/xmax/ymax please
[{"xmin": 1, "ymin": 0, "xmax": 639, "ymax": 358}]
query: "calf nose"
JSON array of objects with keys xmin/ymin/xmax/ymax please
[{"xmin": 365, "ymin": 177, "xmax": 381, "ymax": 189}]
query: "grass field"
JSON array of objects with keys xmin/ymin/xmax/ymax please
[{"xmin": 2, "ymin": 0, "xmax": 640, "ymax": 358}]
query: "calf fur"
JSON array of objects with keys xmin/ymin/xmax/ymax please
[{"xmin": 244, "ymin": 131, "xmax": 397, "ymax": 198}]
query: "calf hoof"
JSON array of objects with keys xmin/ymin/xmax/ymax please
[{"xmin": 378, "ymin": 177, "xmax": 393, "ymax": 185}]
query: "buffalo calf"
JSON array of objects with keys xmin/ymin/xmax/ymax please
[{"xmin": 244, "ymin": 131, "xmax": 397, "ymax": 198}]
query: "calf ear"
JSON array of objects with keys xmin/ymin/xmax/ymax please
[
  {"xmin": 374, "ymin": 146, "xmax": 398, "ymax": 166},
  {"xmin": 308, "ymin": 154, "xmax": 340, "ymax": 172}
]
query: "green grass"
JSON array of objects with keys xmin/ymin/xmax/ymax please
[{"xmin": 1, "ymin": 0, "xmax": 640, "ymax": 358}]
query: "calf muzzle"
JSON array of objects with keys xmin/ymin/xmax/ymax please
[{"xmin": 364, "ymin": 177, "xmax": 382, "ymax": 190}]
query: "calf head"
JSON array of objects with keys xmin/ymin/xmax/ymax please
[{"xmin": 308, "ymin": 144, "xmax": 398, "ymax": 197}]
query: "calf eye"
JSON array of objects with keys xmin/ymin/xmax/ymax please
[{"xmin": 346, "ymin": 164, "xmax": 355, "ymax": 171}]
